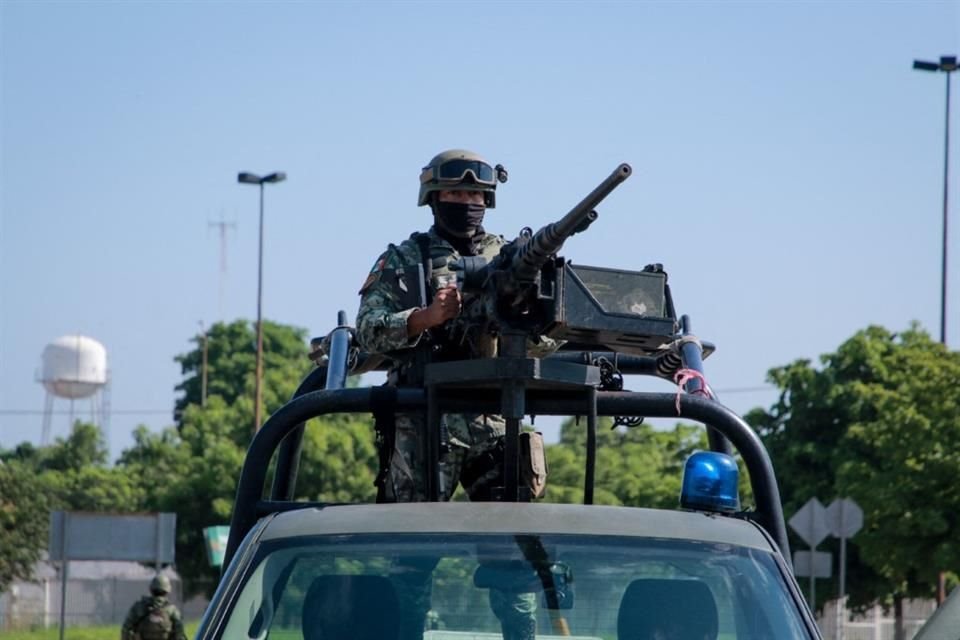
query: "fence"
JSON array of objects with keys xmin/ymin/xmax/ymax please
[
  {"xmin": 817, "ymin": 598, "xmax": 936, "ymax": 640},
  {"xmin": 2, "ymin": 574, "xmax": 937, "ymax": 637},
  {"xmin": 0, "ymin": 575, "xmax": 209, "ymax": 631}
]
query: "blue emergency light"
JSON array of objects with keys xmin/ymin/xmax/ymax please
[{"xmin": 680, "ymin": 451, "xmax": 740, "ymax": 513}]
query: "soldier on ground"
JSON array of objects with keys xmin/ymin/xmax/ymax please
[
  {"xmin": 120, "ymin": 574, "xmax": 187, "ymax": 640},
  {"xmin": 356, "ymin": 149, "xmax": 551, "ymax": 640}
]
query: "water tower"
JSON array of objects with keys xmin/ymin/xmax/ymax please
[{"xmin": 38, "ymin": 335, "xmax": 111, "ymax": 445}]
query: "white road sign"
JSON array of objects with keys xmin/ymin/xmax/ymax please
[
  {"xmin": 49, "ymin": 511, "xmax": 176, "ymax": 563},
  {"xmin": 789, "ymin": 497, "xmax": 831, "ymax": 548},
  {"xmin": 826, "ymin": 498, "xmax": 863, "ymax": 539},
  {"xmin": 793, "ymin": 550, "xmax": 832, "ymax": 578}
]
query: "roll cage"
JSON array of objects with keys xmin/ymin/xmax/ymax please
[{"xmin": 222, "ymin": 311, "xmax": 790, "ymax": 573}]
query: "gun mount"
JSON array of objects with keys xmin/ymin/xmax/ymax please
[{"xmin": 453, "ymin": 163, "xmax": 677, "ymax": 358}]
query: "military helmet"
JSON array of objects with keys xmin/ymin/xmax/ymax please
[
  {"xmin": 150, "ymin": 574, "xmax": 171, "ymax": 595},
  {"xmin": 418, "ymin": 149, "xmax": 500, "ymax": 209}
]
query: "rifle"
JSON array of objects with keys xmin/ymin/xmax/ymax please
[{"xmin": 450, "ymin": 163, "xmax": 634, "ymax": 350}]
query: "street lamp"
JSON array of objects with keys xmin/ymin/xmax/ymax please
[
  {"xmin": 913, "ymin": 56, "xmax": 956, "ymax": 608},
  {"xmin": 913, "ymin": 55, "xmax": 957, "ymax": 345},
  {"xmin": 237, "ymin": 170, "xmax": 287, "ymax": 434}
]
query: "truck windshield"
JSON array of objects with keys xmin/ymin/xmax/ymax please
[{"xmin": 218, "ymin": 533, "xmax": 812, "ymax": 640}]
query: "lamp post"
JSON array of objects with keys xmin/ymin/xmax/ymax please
[
  {"xmin": 913, "ymin": 55, "xmax": 956, "ymax": 609},
  {"xmin": 237, "ymin": 170, "xmax": 287, "ymax": 434},
  {"xmin": 913, "ymin": 55, "xmax": 956, "ymax": 346}
]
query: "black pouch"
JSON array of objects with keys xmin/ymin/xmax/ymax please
[{"xmin": 378, "ymin": 265, "xmax": 427, "ymax": 310}]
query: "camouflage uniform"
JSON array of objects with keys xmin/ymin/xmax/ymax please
[
  {"xmin": 356, "ymin": 149, "xmax": 547, "ymax": 640},
  {"xmin": 120, "ymin": 595, "xmax": 186, "ymax": 640},
  {"xmin": 357, "ymin": 229, "xmax": 542, "ymax": 640},
  {"xmin": 356, "ymin": 226, "xmax": 509, "ymax": 502}
]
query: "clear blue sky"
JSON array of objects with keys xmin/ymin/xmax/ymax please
[{"xmin": 1, "ymin": 1, "xmax": 957, "ymax": 460}]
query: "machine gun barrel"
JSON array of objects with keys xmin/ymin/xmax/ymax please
[{"xmin": 512, "ymin": 163, "xmax": 632, "ymax": 282}]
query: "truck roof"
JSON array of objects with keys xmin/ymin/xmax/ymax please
[{"xmin": 260, "ymin": 502, "xmax": 775, "ymax": 552}]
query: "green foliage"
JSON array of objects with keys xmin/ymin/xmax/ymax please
[
  {"xmin": 0, "ymin": 422, "xmax": 145, "ymax": 592},
  {"xmin": 0, "ymin": 320, "xmax": 377, "ymax": 599},
  {"xmin": 834, "ymin": 327, "xmax": 960, "ymax": 595},
  {"xmin": 1, "ymin": 422, "xmax": 141, "ymax": 513},
  {"xmin": 129, "ymin": 320, "xmax": 377, "ymax": 595},
  {"xmin": 0, "ymin": 461, "xmax": 50, "ymax": 593},
  {"xmin": 140, "ymin": 396, "xmax": 248, "ymax": 595},
  {"xmin": 116, "ymin": 425, "xmax": 191, "ymax": 507},
  {"xmin": 747, "ymin": 324, "xmax": 960, "ymax": 608},
  {"xmin": 295, "ymin": 414, "xmax": 379, "ymax": 503},
  {"xmin": 44, "ymin": 422, "xmax": 109, "ymax": 470},
  {"xmin": 3, "ymin": 421, "xmax": 110, "ymax": 473},
  {"xmin": 0, "ymin": 441, "xmax": 42, "ymax": 466},
  {"xmin": 543, "ymin": 417, "xmax": 721, "ymax": 508},
  {"xmin": 174, "ymin": 320, "xmax": 312, "ymax": 425},
  {"xmin": 42, "ymin": 465, "xmax": 144, "ymax": 513}
]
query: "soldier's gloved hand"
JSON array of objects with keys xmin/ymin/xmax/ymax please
[
  {"xmin": 427, "ymin": 284, "xmax": 462, "ymax": 327},
  {"xmin": 407, "ymin": 284, "xmax": 462, "ymax": 337}
]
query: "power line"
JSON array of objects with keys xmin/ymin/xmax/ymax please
[
  {"xmin": 0, "ymin": 385, "xmax": 778, "ymax": 416},
  {"xmin": 0, "ymin": 409, "xmax": 174, "ymax": 415},
  {"xmin": 711, "ymin": 385, "xmax": 777, "ymax": 394}
]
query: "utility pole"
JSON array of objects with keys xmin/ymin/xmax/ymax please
[
  {"xmin": 199, "ymin": 322, "xmax": 208, "ymax": 408},
  {"xmin": 208, "ymin": 216, "xmax": 237, "ymax": 321}
]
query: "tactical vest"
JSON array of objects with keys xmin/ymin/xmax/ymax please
[{"xmin": 137, "ymin": 600, "xmax": 174, "ymax": 640}]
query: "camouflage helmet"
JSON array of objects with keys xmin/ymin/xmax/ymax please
[
  {"xmin": 150, "ymin": 574, "xmax": 171, "ymax": 595},
  {"xmin": 418, "ymin": 149, "xmax": 502, "ymax": 209}
]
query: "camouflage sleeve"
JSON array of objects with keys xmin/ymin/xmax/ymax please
[
  {"xmin": 169, "ymin": 606, "xmax": 187, "ymax": 640},
  {"xmin": 121, "ymin": 601, "xmax": 143, "ymax": 640},
  {"xmin": 356, "ymin": 246, "xmax": 425, "ymax": 354}
]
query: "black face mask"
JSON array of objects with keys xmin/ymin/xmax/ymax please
[{"xmin": 434, "ymin": 201, "xmax": 486, "ymax": 238}]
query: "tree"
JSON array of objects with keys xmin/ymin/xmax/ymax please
[
  {"xmin": 832, "ymin": 328, "xmax": 960, "ymax": 612},
  {"xmin": 174, "ymin": 319, "xmax": 313, "ymax": 426},
  {"xmin": 543, "ymin": 417, "xmax": 728, "ymax": 508},
  {"xmin": 0, "ymin": 422, "xmax": 143, "ymax": 591},
  {"xmin": 0, "ymin": 461, "xmax": 50, "ymax": 593},
  {"xmin": 36, "ymin": 421, "xmax": 108, "ymax": 472},
  {"xmin": 747, "ymin": 325, "xmax": 960, "ymax": 634},
  {"xmin": 294, "ymin": 414, "xmax": 380, "ymax": 504},
  {"xmin": 5, "ymin": 421, "xmax": 143, "ymax": 512},
  {"xmin": 137, "ymin": 320, "xmax": 378, "ymax": 595},
  {"xmin": 167, "ymin": 320, "xmax": 314, "ymax": 593},
  {"xmin": 0, "ymin": 441, "xmax": 41, "ymax": 466},
  {"xmin": 43, "ymin": 465, "xmax": 144, "ymax": 513},
  {"xmin": 155, "ymin": 397, "xmax": 249, "ymax": 595},
  {"xmin": 116, "ymin": 425, "xmax": 191, "ymax": 508}
]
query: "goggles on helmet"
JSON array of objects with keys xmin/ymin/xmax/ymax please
[{"xmin": 420, "ymin": 159, "xmax": 496, "ymax": 187}]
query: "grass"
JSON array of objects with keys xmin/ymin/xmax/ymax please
[{"xmin": 1, "ymin": 620, "xmax": 201, "ymax": 639}]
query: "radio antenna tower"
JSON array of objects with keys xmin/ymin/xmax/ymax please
[{"xmin": 209, "ymin": 213, "xmax": 237, "ymax": 320}]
